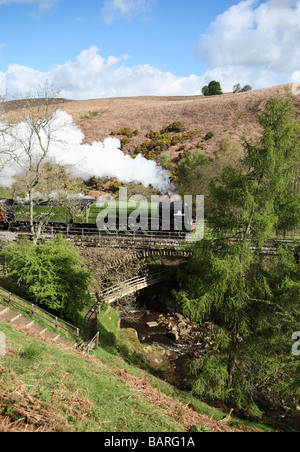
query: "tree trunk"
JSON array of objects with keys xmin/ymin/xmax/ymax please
[
  {"xmin": 227, "ymin": 332, "xmax": 238, "ymax": 388},
  {"xmin": 29, "ymin": 192, "xmax": 38, "ymax": 244}
]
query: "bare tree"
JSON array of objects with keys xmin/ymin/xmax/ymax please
[
  {"xmin": 0, "ymin": 91, "xmax": 12, "ymax": 176},
  {"xmin": 0, "ymin": 83, "xmax": 71, "ymax": 243}
]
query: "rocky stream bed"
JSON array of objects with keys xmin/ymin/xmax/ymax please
[
  {"xmin": 120, "ymin": 308, "xmax": 209, "ymax": 389},
  {"xmin": 118, "ymin": 302, "xmax": 300, "ymax": 432}
]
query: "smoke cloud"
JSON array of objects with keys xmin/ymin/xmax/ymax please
[{"xmin": 0, "ymin": 109, "xmax": 170, "ymax": 192}]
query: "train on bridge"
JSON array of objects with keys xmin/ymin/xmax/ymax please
[{"xmin": 0, "ymin": 197, "xmax": 195, "ymax": 234}]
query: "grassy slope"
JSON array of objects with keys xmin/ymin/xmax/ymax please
[{"xmin": 0, "ymin": 305, "xmax": 282, "ymax": 433}]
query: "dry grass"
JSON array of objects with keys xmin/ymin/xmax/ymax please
[
  {"xmin": 113, "ymin": 367, "xmax": 239, "ymax": 433},
  {"xmin": 0, "ymin": 365, "xmax": 68, "ymax": 432},
  {"xmin": 53, "ymin": 83, "xmax": 300, "ymax": 160},
  {"xmin": 4, "ymin": 83, "xmax": 300, "ymax": 165}
]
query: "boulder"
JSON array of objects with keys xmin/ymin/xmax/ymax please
[{"xmin": 146, "ymin": 321, "xmax": 159, "ymax": 328}]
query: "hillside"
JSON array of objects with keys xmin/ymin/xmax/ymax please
[
  {"xmin": 3, "ymin": 83, "xmax": 299, "ymax": 199},
  {"xmin": 0, "ymin": 308, "xmax": 276, "ymax": 433},
  {"xmin": 4, "ymin": 83, "xmax": 300, "ymax": 166},
  {"xmin": 1, "ymin": 84, "xmax": 299, "ymax": 433},
  {"xmin": 49, "ymin": 83, "xmax": 300, "ymax": 161}
]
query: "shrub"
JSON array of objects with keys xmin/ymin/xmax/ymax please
[
  {"xmin": 2, "ymin": 237, "xmax": 92, "ymax": 321},
  {"xmin": 204, "ymin": 131, "xmax": 214, "ymax": 141},
  {"xmin": 214, "ymin": 136, "xmax": 242, "ymax": 164},
  {"xmin": 161, "ymin": 122, "xmax": 186, "ymax": 134},
  {"xmin": 178, "ymin": 148, "xmax": 192, "ymax": 161},
  {"xmin": 136, "ymin": 135, "xmax": 172, "ymax": 159},
  {"xmin": 121, "ymin": 136, "xmax": 130, "ymax": 147},
  {"xmin": 118, "ymin": 128, "xmax": 139, "ymax": 138},
  {"xmin": 171, "ymin": 130, "xmax": 200, "ymax": 146},
  {"xmin": 159, "ymin": 153, "xmax": 170, "ymax": 169},
  {"xmin": 146, "ymin": 130, "xmax": 161, "ymax": 140}
]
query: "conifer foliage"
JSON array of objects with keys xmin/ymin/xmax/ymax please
[{"xmin": 175, "ymin": 96, "xmax": 300, "ymax": 416}]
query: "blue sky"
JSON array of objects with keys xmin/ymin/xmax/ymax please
[{"xmin": 0, "ymin": 0, "xmax": 299, "ymax": 99}]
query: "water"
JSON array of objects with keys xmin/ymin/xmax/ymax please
[
  {"xmin": 120, "ymin": 308, "xmax": 300, "ymax": 430},
  {"xmin": 120, "ymin": 309, "xmax": 204, "ymax": 389}
]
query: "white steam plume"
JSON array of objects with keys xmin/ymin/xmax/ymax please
[{"xmin": 0, "ymin": 109, "xmax": 170, "ymax": 192}]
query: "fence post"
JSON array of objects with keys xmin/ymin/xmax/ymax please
[
  {"xmin": 31, "ymin": 304, "xmax": 35, "ymax": 316},
  {"xmin": 96, "ymin": 331, "xmax": 99, "ymax": 348},
  {"xmin": 55, "ymin": 317, "xmax": 58, "ymax": 329},
  {"xmin": 9, "ymin": 292, "xmax": 11, "ymax": 304}
]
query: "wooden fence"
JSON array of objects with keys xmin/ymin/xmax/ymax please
[
  {"xmin": 97, "ymin": 270, "xmax": 174, "ymax": 307},
  {"xmin": 0, "ymin": 287, "xmax": 80, "ymax": 339}
]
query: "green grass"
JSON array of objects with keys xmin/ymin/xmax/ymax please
[
  {"xmin": 0, "ymin": 307, "xmax": 290, "ymax": 432},
  {"xmin": 0, "ymin": 320, "xmax": 184, "ymax": 432},
  {"xmin": 94, "ymin": 305, "xmax": 287, "ymax": 433},
  {"xmin": 0, "ymin": 290, "xmax": 82, "ymax": 344},
  {"xmin": 80, "ymin": 110, "xmax": 108, "ymax": 121},
  {"xmin": 95, "ymin": 304, "xmax": 146, "ymax": 368}
]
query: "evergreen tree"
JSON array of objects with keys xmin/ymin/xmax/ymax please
[
  {"xmin": 175, "ymin": 96, "xmax": 300, "ymax": 416},
  {"xmin": 176, "ymin": 150, "xmax": 210, "ymax": 198}
]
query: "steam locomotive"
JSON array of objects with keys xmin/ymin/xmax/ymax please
[{"xmin": 0, "ymin": 197, "xmax": 193, "ymax": 233}]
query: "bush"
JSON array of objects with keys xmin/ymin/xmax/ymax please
[
  {"xmin": 178, "ymin": 148, "xmax": 192, "ymax": 161},
  {"xmin": 121, "ymin": 136, "xmax": 130, "ymax": 147},
  {"xmin": 204, "ymin": 131, "xmax": 214, "ymax": 141},
  {"xmin": 1, "ymin": 237, "xmax": 92, "ymax": 321},
  {"xmin": 117, "ymin": 128, "xmax": 139, "ymax": 138},
  {"xmin": 159, "ymin": 153, "xmax": 170, "ymax": 169},
  {"xmin": 161, "ymin": 122, "xmax": 186, "ymax": 134},
  {"xmin": 136, "ymin": 135, "xmax": 172, "ymax": 159}
]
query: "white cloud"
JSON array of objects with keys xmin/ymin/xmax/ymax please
[
  {"xmin": 0, "ymin": 46, "xmax": 204, "ymax": 100},
  {"xmin": 195, "ymin": 0, "xmax": 300, "ymax": 90},
  {"xmin": 0, "ymin": 0, "xmax": 59, "ymax": 14},
  {"xmin": 101, "ymin": 0, "xmax": 156, "ymax": 23},
  {"xmin": 3, "ymin": 64, "xmax": 46, "ymax": 97}
]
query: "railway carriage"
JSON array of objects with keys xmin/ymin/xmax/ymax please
[{"xmin": 0, "ymin": 197, "xmax": 193, "ymax": 233}]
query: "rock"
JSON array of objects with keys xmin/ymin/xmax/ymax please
[
  {"xmin": 167, "ymin": 330, "xmax": 180, "ymax": 341},
  {"xmin": 180, "ymin": 327, "xmax": 191, "ymax": 337},
  {"xmin": 123, "ymin": 328, "xmax": 141, "ymax": 347},
  {"xmin": 146, "ymin": 321, "xmax": 159, "ymax": 328},
  {"xmin": 175, "ymin": 313, "xmax": 185, "ymax": 321}
]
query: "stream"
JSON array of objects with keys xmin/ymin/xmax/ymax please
[
  {"xmin": 119, "ymin": 302, "xmax": 300, "ymax": 432},
  {"xmin": 120, "ymin": 308, "xmax": 205, "ymax": 389}
]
